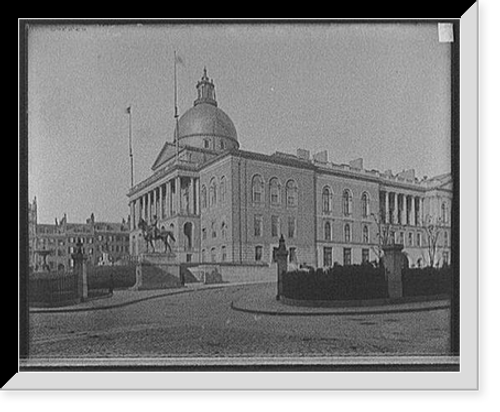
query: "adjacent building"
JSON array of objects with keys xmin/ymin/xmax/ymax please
[
  {"xmin": 128, "ymin": 70, "xmax": 452, "ymax": 269},
  {"xmin": 29, "ymin": 197, "xmax": 130, "ymax": 272}
]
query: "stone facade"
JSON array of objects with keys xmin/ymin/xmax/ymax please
[
  {"xmin": 127, "ymin": 70, "xmax": 452, "ymax": 269},
  {"xmin": 28, "ymin": 202, "xmax": 130, "ymax": 272}
]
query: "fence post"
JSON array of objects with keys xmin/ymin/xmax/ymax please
[
  {"xmin": 275, "ymin": 235, "xmax": 289, "ymax": 301},
  {"xmin": 71, "ymin": 241, "xmax": 87, "ymax": 302}
]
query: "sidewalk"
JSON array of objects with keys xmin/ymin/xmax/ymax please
[
  {"xmin": 29, "ymin": 282, "xmax": 237, "ymax": 314},
  {"xmin": 30, "ymin": 280, "xmax": 451, "ymax": 316}
]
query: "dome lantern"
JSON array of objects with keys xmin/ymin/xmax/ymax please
[{"xmin": 194, "ymin": 67, "xmax": 217, "ymax": 107}]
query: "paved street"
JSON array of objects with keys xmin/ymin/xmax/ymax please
[{"xmin": 29, "ymin": 282, "xmax": 450, "ymax": 360}]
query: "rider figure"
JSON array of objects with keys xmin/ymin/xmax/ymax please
[{"xmin": 150, "ymin": 215, "xmax": 160, "ymax": 238}]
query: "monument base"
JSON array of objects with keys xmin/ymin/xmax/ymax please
[{"xmin": 130, "ymin": 253, "xmax": 182, "ymax": 291}]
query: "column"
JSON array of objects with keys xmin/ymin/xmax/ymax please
[
  {"xmin": 195, "ymin": 178, "xmax": 200, "ymax": 215},
  {"xmin": 385, "ymin": 191, "xmax": 391, "ymax": 223},
  {"xmin": 410, "ymin": 196, "xmax": 415, "ymax": 226},
  {"xmin": 402, "ymin": 194, "xmax": 407, "ymax": 225},
  {"xmin": 190, "ymin": 177, "xmax": 195, "ymax": 215},
  {"xmin": 130, "ymin": 201, "xmax": 135, "ymax": 230},
  {"xmin": 153, "ymin": 188, "xmax": 157, "ymax": 219},
  {"xmin": 392, "ymin": 193, "xmax": 398, "ymax": 225},
  {"xmin": 176, "ymin": 176, "xmax": 181, "ymax": 215},
  {"xmin": 166, "ymin": 180, "xmax": 171, "ymax": 217}
]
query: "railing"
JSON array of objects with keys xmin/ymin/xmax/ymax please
[{"xmin": 29, "ymin": 272, "xmax": 79, "ymax": 306}]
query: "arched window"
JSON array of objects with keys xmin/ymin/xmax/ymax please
[
  {"xmin": 252, "ymin": 175, "xmax": 264, "ymax": 204},
  {"xmin": 201, "ymin": 185, "xmax": 207, "ymax": 209},
  {"xmin": 221, "ymin": 221, "xmax": 227, "ymax": 239},
  {"xmin": 209, "ymin": 178, "xmax": 217, "ymax": 207},
  {"xmin": 344, "ymin": 223, "xmax": 351, "ymax": 243},
  {"xmin": 220, "ymin": 176, "xmax": 226, "ymax": 202},
  {"xmin": 342, "ymin": 189, "xmax": 353, "ymax": 216},
  {"xmin": 361, "ymin": 192, "xmax": 370, "ymax": 218},
  {"xmin": 269, "ymin": 177, "xmax": 281, "ymax": 205},
  {"xmin": 322, "ymin": 186, "xmax": 332, "ymax": 214},
  {"xmin": 362, "ymin": 225, "xmax": 369, "ymax": 243},
  {"xmin": 286, "ymin": 179, "xmax": 298, "ymax": 207},
  {"xmin": 324, "ymin": 221, "xmax": 332, "ymax": 241}
]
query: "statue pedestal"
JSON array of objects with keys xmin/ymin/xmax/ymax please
[
  {"xmin": 382, "ymin": 244, "xmax": 405, "ymax": 299},
  {"xmin": 130, "ymin": 252, "xmax": 182, "ymax": 291}
]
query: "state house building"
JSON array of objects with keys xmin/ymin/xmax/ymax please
[{"xmin": 128, "ymin": 70, "xmax": 452, "ymax": 269}]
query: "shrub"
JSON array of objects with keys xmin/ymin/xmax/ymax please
[
  {"xmin": 402, "ymin": 267, "xmax": 452, "ymax": 297},
  {"xmin": 281, "ymin": 265, "xmax": 388, "ymax": 301}
]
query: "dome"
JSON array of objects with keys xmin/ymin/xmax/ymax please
[
  {"xmin": 174, "ymin": 69, "xmax": 239, "ymax": 151},
  {"xmin": 175, "ymin": 102, "xmax": 238, "ymax": 143}
]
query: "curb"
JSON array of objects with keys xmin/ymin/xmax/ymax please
[
  {"xmin": 229, "ymin": 300, "xmax": 451, "ymax": 317},
  {"xmin": 29, "ymin": 281, "xmax": 270, "ymax": 314}
]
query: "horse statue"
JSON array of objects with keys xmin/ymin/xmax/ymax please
[{"xmin": 138, "ymin": 217, "xmax": 176, "ymax": 254}]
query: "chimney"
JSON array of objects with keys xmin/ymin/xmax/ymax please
[
  {"xmin": 313, "ymin": 150, "xmax": 328, "ymax": 163},
  {"xmin": 296, "ymin": 148, "xmax": 310, "ymax": 160},
  {"xmin": 349, "ymin": 158, "xmax": 363, "ymax": 170}
]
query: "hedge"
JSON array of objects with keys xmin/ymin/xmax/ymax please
[
  {"xmin": 281, "ymin": 265, "xmax": 388, "ymax": 301},
  {"xmin": 402, "ymin": 266, "xmax": 452, "ymax": 297}
]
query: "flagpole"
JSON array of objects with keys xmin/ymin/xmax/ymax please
[
  {"xmin": 174, "ymin": 51, "xmax": 180, "ymax": 161},
  {"xmin": 127, "ymin": 105, "xmax": 134, "ymax": 188}
]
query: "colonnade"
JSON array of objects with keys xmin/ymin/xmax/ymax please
[
  {"xmin": 129, "ymin": 176, "xmax": 199, "ymax": 230},
  {"xmin": 380, "ymin": 191, "xmax": 423, "ymax": 226}
]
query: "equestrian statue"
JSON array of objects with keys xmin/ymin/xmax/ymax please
[{"xmin": 138, "ymin": 216, "xmax": 176, "ymax": 254}]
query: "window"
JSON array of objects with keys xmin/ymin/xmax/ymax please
[
  {"xmin": 288, "ymin": 216, "xmax": 296, "ymax": 239},
  {"xmin": 204, "ymin": 139, "xmax": 210, "ymax": 149},
  {"xmin": 344, "ymin": 223, "xmax": 351, "ymax": 243},
  {"xmin": 442, "ymin": 251, "xmax": 449, "ymax": 266},
  {"xmin": 254, "ymin": 215, "xmax": 263, "ymax": 237},
  {"xmin": 255, "ymin": 246, "xmax": 263, "ymax": 262},
  {"xmin": 441, "ymin": 202, "xmax": 448, "ymax": 224},
  {"xmin": 221, "ymin": 221, "xmax": 227, "ymax": 239},
  {"xmin": 362, "ymin": 225, "xmax": 369, "ymax": 243},
  {"xmin": 211, "ymin": 247, "xmax": 216, "ymax": 262},
  {"xmin": 211, "ymin": 221, "xmax": 216, "ymax": 238},
  {"xmin": 220, "ymin": 176, "xmax": 226, "ymax": 202},
  {"xmin": 323, "ymin": 247, "xmax": 333, "ymax": 267},
  {"xmin": 252, "ymin": 175, "xmax": 264, "ymax": 204},
  {"xmin": 209, "ymin": 178, "xmax": 217, "ymax": 206},
  {"xmin": 399, "ymin": 231, "xmax": 404, "ymax": 245},
  {"xmin": 221, "ymin": 246, "xmax": 227, "ymax": 262},
  {"xmin": 444, "ymin": 231, "xmax": 448, "ymax": 247},
  {"xmin": 362, "ymin": 248, "xmax": 370, "ymax": 264},
  {"xmin": 289, "ymin": 247, "xmax": 297, "ymax": 264},
  {"xmin": 343, "ymin": 189, "xmax": 353, "ymax": 216},
  {"xmin": 220, "ymin": 140, "xmax": 225, "ymax": 150},
  {"xmin": 271, "ymin": 215, "xmax": 280, "ymax": 237},
  {"xmin": 322, "ymin": 186, "xmax": 332, "ymax": 214},
  {"xmin": 324, "ymin": 221, "xmax": 332, "ymax": 241},
  {"xmin": 201, "ymin": 185, "xmax": 207, "ymax": 209},
  {"xmin": 201, "ymin": 249, "xmax": 206, "ymax": 262},
  {"xmin": 408, "ymin": 232, "xmax": 413, "ymax": 246},
  {"xmin": 361, "ymin": 192, "xmax": 370, "ymax": 218},
  {"xmin": 269, "ymin": 178, "xmax": 281, "ymax": 205},
  {"xmin": 286, "ymin": 180, "xmax": 298, "ymax": 207},
  {"xmin": 343, "ymin": 248, "xmax": 352, "ymax": 266},
  {"xmin": 416, "ymin": 232, "xmax": 421, "ymax": 247}
]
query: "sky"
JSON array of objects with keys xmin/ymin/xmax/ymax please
[{"xmin": 27, "ymin": 22, "xmax": 452, "ymax": 224}]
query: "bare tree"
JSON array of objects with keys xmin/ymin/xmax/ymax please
[
  {"xmin": 423, "ymin": 214, "xmax": 444, "ymax": 268},
  {"xmin": 370, "ymin": 211, "xmax": 394, "ymax": 263}
]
